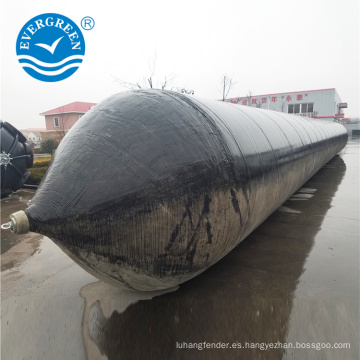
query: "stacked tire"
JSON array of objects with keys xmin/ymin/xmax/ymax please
[{"xmin": 1, "ymin": 121, "xmax": 33, "ymax": 198}]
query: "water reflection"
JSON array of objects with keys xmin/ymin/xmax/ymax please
[{"xmin": 80, "ymin": 156, "xmax": 346, "ymax": 360}]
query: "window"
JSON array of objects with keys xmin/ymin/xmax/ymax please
[
  {"xmin": 288, "ymin": 103, "xmax": 314, "ymax": 115},
  {"xmin": 54, "ymin": 117, "xmax": 59, "ymax": 127}
]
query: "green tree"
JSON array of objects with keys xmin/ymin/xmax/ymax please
[{"xmin": 41, "ymin": 139, "xmax": 58, "ymax": 154}]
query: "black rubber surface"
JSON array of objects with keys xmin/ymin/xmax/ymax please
[
  {"xmin": 1, "ymin": 121, "xmax": 33, "ymax": 198},
  {"xmin": 23, "ymin": 90, "xmax": 347, "ymax": 290}
]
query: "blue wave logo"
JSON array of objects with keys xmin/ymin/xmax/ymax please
[{"xmin": 16, "ymin": 13, "xmax": 85, "ymax": 82}]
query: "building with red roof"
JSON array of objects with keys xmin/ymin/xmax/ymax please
[{"xmin": 40, "ymin": 101, "xmax": 96, "ymax": 133}]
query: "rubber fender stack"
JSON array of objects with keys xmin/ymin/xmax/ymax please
[{"xmin": 1, "ymin": 121, "xmax": 34, "ymax": 198}]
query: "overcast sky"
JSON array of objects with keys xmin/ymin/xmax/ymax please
[{"xmin": 1, "ymin": 0, "xmax": 359, "ymax": 130}]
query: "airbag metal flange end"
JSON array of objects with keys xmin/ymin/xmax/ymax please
[{"xmin": 8, "ymin": 210, "xmax": 30, "ymax": 234}]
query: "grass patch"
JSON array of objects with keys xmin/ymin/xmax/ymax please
[
  {"xmin": 26, "ymin": 167, "xmax": 48, "ymax": 185},
  {"xmin": 32, "ymin": 159, "xmax": 51, "ymax": 168},
  {"xmin": 26, "ymin": 157, "xmax": 52, "ymax": 185},
  {"xmin": 34, "ymin": 156, "xmax": 51, "ymax": 163}
]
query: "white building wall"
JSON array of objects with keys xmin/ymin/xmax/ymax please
[{"xmin": 225, "ymin": 88, "xmax": 346, "ymax": 121}]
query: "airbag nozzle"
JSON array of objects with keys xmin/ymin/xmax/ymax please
[{"xmin": 1, "ymin": 210, "xmax": 29, "ymax": 234}]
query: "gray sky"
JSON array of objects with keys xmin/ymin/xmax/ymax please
[{"xmin": 1, "ymin": 0, "xmax": 359, "ymax": 130}]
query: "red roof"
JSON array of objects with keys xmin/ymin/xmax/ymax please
[
  {"xmin": 40, "ymin": 101, "xmax": 96, "ymax": 115},
  {"xmin": 21, "ymin": 129, "xmax": 45, "ymax": 138},
  {"xmin": 21, "ymin": 128, "xmax": 46, "ymax": 132}
]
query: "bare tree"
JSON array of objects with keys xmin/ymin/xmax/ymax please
[
  {"xmin": 54, "ymin": 109, "xmax": 72, "ymax": 140},
  {"xmin": 220, "ymin": 74, "xmax": 236, "ymax": 101},
  {"xmin": 146, "ymin": 52, "xmax": 156, "ymax": 89},
  {"xmin": 279, "ymin": 100, "xmax": 286, "ymax": 112},
  {"xmin": 113, "ymin": 52, "xmax": 176, "ymax": 91},
  {"xmin": 348, "ymin": 117, "xmax": 360, "ymax": 124},
  {"xmin": 246, "ymin": 90, "xmax": 253, "ymax": 106},
  {"xmin": 255, "ymin": 99, "xmax": 263, "ymax": 108},
  {"xmin": 243, "ymin": 90, "xmax": 263, "ymax": 108},
  {"xmin": 160, "ymin": 74, "xmax": 176, "ymax": 90},
  {"xmin": 114, "ymin": 78, "xmax": 143, "ymax": 90}
]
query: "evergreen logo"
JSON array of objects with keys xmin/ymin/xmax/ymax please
[{"xmin": 16, "ymin": 13, "xmax": 85, "ymax": 82}]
